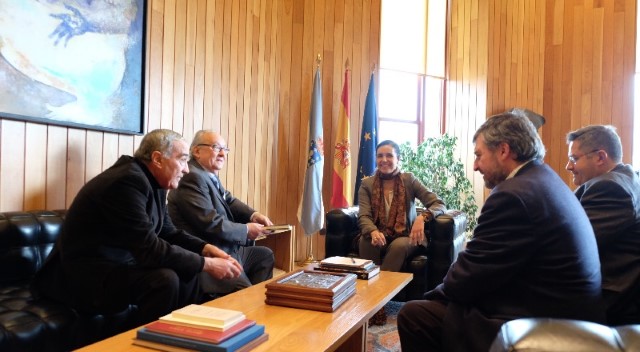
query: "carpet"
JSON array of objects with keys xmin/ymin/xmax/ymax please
[{"xmin": 366, "ymin": 301, "xmax": 403, "ymax": 352}]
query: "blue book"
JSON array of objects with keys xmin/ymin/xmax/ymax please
[{"xmin": 136, "ymin": 324, "xmax": 265, "ymax": 352}]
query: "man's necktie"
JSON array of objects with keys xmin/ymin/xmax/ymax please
[{"xmin": 211, "ymin": 174, "xmax": 223, "ymax": 195}]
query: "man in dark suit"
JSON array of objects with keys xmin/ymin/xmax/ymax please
[
  {"xmin": 34, "ymin": 129, "xmax": 243, "ymax": 328},
  {"xmin": 398, "ymin": 112, "xmax": 604, "ymax": 352},
  {"xmin": 168, "ymin": 130, "xmax": 274, "ymax": 297},
  {"xmin": 566, "ymin": 125, "xmax": 640, "ymax": 325}
]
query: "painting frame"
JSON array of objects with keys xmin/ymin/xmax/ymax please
[{"xmin": 0, "ymin": 0, "xmax": 147, "ymax": 135}]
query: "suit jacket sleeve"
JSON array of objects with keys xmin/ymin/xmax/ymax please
[
  {"xmin": 426, "ymin": 187, "xmax": 535, "ymax": 303},
  {"xmin": 169, "ymin": 169, "xmax": 254, "ymax": 245},
  {"xmin": 576, "ymin": 178, "xmax": 636, "ymax": 248},
  {"xmin": 357, "ymin": 177, "xmax": 378, "ymax": 236}
]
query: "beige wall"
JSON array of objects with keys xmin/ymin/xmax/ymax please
[{"xmin": 447, "ymin": 0, "xmax": 636, "ymax": 208}]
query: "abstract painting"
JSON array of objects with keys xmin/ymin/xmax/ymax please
[{"xmin": 0, "ymin": 0, "xmax": 146, "ymax": 134}]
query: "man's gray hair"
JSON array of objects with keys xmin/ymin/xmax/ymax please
[
  {"xmin": 473, "ymin": 110, "xmax": 546, "ymax": 161},
  {"xmin": 134, "ymin": 129, "xmax": 185, "ymax": 162},
  {"xmin": 189, "ymin": 130, "xmax": 216, "ymax": 158},
  {"xmin": 566, "ymin": 125, "xmax": 622, "ymax": 163}
]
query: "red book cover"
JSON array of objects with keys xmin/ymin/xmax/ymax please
[{"xmin": 144, "ymin": 318, "xmax": 256, "ymax": 344}]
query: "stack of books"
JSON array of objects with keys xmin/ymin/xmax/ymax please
[
  {"xmin": 132, "ymin": 304, "xmax": 268, "ymax": 352},
  {"xmin": 313, "ymin": 256, "xmax": 381, "ymax": 280},
  {"xmin": 265, "ymin": 269, "xmax": 357, "ymax": 312}
]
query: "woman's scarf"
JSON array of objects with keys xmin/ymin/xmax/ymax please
[{"xmin": 371, "ymin": 167, "xmax": 407, "ymax": 239}]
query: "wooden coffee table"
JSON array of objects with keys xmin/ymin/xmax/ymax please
[{"xmin": 75, "ymin": 271, "xmax": 412, "ymax": 352}]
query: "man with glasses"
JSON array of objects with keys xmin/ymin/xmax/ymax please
[
  {"xmin": 168, "ymin": 130, "xmax": 274, "ymax": 297},
  {"xmin": 566, "ymin": 125, "xmax": 640, "ymax": 325}
]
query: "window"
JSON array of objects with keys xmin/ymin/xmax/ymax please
[{"xmin": 378, "ymin": 0, "xmax": 447, "ymax": 147}]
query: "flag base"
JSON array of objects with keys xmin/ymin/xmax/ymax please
[{"xmin": 296, "ymin": 234, "xmax": 320, "ymax": 266}]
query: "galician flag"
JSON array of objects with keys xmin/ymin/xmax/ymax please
[
  {"xmin": 298, "ymin": 68, "xmax": 325, "ymax": 235},
  {"xmin": 330, "ymin": 66, "xmax": 352, "ymax": 208},
  {"xmin": 354, "ymin": 73, "xmax": 378, "ymax": 204}
]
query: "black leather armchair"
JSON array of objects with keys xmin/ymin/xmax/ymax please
[
  {"xmin": 0, "ymin": 210, "xmax": 138, "ymax": 352},
  {"xmin": 490, "ymin": 318, "xmax": 640, "ymax": 352},
  {"xmin": 324, "ymin": 206, "xmax": 468, "ymax": 301}
]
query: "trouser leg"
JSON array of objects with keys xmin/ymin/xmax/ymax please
[{"xmin": 398, "ymin": 299, "xmax": 447, "ymax": 352}]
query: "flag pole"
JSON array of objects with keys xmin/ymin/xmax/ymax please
[{"xmin": 299, "ymin": 53, "xmax": 323, "ymax": 266}]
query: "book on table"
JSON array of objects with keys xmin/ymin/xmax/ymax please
[
  {"xmin": 144, "ymin": 318, "xmax": 256, "ymax": 344},
  {"xmin": 313, "ymin": 263, "xmax": 381, "ymax": 280},
  {"xmin": 132, "ymin": 333, "xmax": 269, "ymax": 352},
  {"xmin": 159, "ymin": 304, "xmax": 245, "ymax": 331},
  {"xmin": 135, "ymin": 323, "xmax": 266, "ymax": 352},
  {"xmin": 320, "ymin": 256, "xmax": 375, "ymax": 270}
]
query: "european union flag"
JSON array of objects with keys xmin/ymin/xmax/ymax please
[{"xmin": 354, "ymin": 73, "xmax": 378, "ymax": 204}]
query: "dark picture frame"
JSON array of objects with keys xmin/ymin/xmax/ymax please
[{"xmin": 0, "ymin": 0, "xmax": 146, "ymax": 135}]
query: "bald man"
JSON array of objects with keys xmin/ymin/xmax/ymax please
[{"xmin": 168, "ymin": 130, "xmax": 274, "ymax": 298}]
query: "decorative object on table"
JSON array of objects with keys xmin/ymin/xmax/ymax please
[
  {"xmin": 265, "ymin": 269, "xmax": 357, "ymax": 312},
  {"xmin": 0, "ymin": 0, "xmax": 146, "ymax": 134},
  {"xmin": 134, "ymin": 304, "xmax": 267, "ymax": 352},
  {"xmin": 399, "ymin": 134, "xmax": 478, "ymax": 233}
]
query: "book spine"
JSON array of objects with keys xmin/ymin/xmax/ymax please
[{"xmin": 137, "ymin": 328, "xmax": 224, "ymax": 352}]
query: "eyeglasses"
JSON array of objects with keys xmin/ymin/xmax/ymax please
[
  {"xmin": 568, "ymin": 149, "xmax": 600, "ymax": 164},
  {"xmin": 197, "ymin": 144, "xmax": 231, "ymax": 154}
]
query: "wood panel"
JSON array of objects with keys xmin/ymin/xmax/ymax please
[
  {"xmin": 447, "ymin": 0, "xmax": 635, "ymax": 214},
  {"xmin": 0, "ymin": 0, "xmax": 381, "ymax": 262}
]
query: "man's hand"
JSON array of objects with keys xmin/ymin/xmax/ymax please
[
  {"xmin": 247, "ymin": 223, "xmax": 268, "ymax": 240},
  {"xmin": 202, "ymin": 256, "xmax": 243, "ymax": 280},
  {"xmin": 202, "ymin": 243, "xmax": 229, "ymax": 259},
  {"xmin": 251, "ymin": 212, "xmax": 274, "ymax": 226}
]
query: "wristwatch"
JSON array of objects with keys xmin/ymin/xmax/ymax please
[{"xmin": 421, "ymin": 211, "xmax": 433, "ymax": 223}]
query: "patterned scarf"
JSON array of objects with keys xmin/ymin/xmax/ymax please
[{"xmin": 371, "ymin": 167, "xmax": 407, "ymax": 239}]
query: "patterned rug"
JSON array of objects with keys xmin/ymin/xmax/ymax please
[{"xmin": 366, "ymin": 301, "xmax": 403, "ymax": 352}]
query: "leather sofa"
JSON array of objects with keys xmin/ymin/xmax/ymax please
[
  {"xmin": 490, "ymin": 318, "xmax": 640, "ymax": 352},
  {"xmin": 324, "ymin": 206, "xmax": 468, "ymax": 301},
  {"xmin": 0, "ymin": 210, "xmax": 138, "ymax": 352}
]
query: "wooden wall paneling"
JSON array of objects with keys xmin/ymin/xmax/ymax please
[
  {"xmin": 262, "ymin": 0, "xmax": 275, "ymax": 215},
  {"xmin": 118, "ymin": 136, "xmax": 135, "ymax": 163},
  {"xmin": 462, "ymin": 0, "xmax": 477, "ymax": 190},
  {"xmin": 24, "ymin": 123, "xmax": 47, "ymax": 210},
  {"xmin": 275, "ymin": 0, "xmax": 292, "ymax": 229},
  {"xmin": 65, "ymin": 129, "xmax": 86, "ymax": 209},
  {"xmin": 558, "ymin": 0, "xmax": 575, "ymax": 185},
  {"xmin": 172, "ymin": 0, "xmax": 187, "ymax": 134},
  {"xmin": 610, "ymin": 11, "xmax": 625, "ymax": 158},
  {"xmin": 601, "ymin": 0, "xmax": 614, "ymax": 131},
  {"xmin": 223, "ymin": 0, "xmax": 239, "ymax": 191},
  {"xmin": 620, "ymin": 0, "xmax": 636, "ymax": 163},
  {"xmin": 472, "ymin": 0, "xmax": 489, "ymax": 211},
  {"xmin": 103, "ymin": 133, "xmax": 119, "ymax": 169},
  {"xmin": 460, "ymin": 0, "xmax": 471, "ymax": 173},
  {"xmin": 0, "ymin": 121, "xmax": 24, "ymax": 211},
  {"xmin": 147, "ymin": 0, "xmax": 164, "ymax": 132},
  {"xmin": 192, "ymin": 0, "xmax": 208, "ymax": 133},
  {"xmin": 45, "ymin": 126, "xmax": 67, "ymax": 211},
  {"xmin": 160, "ymin": 0, "xmax": 176, "ymax": 129},
  {"xmin": 581, "ymin": 1, "xmax": 594, "ymax": 127},
  {"xmin": 182, "ymin": 0, "xmax": 199, "ymax": 139},
  {"xmin": 234, "ymin": 0, "xmax": 248, "ymax": 202},
  {"xmin": 202, "ymin": 1, "xmax": 217, "ymax": 128},
  {"xmin": 85, "ymin": 131, "xmax": 104, "ymax": 184},
  {"xmin": 590, "ymin": 6, "xmax": 604, "ymax": 126},
  {"xmin": 266, "ymin": 0, "xmax": 279, "ymax": 219},
  {"xmin": 249, "ymin": 0, "xmax": 263, "ymax": 210}
]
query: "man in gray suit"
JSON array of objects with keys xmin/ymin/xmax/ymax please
[
  {"xmin": 168, "ymin": 130, "xmax": 274, "ymax": 297},
  {"xmin": 567, "ymin": 125, "xmax": 640, "ymax": 325},
  {"xmin": 398, "ymin": 111, "xmax": 603, "ymax": 352}
]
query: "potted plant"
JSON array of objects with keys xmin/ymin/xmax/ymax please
[{"xmin": 399, "ymin": 134, "xmax": 477, "ymax": 233}]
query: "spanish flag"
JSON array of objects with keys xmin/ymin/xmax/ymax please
[{"xmin": 330, "ymin": 65, "xmax": 352, "ymax": 208}]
